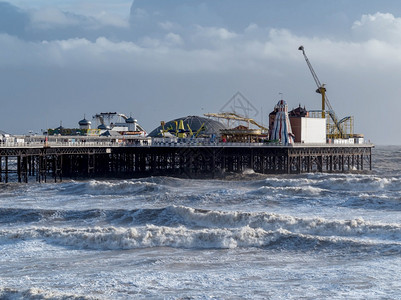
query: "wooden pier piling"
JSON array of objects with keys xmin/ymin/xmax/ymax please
[{"xmin": 0, "ymin": 143, "xmax": 373, "ymax": 183}]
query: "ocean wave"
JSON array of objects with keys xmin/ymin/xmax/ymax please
[
  {"xmin": 165, "ymin": 206, "xmax": 401, "ymax": 240},
  {"xmin": 0, "ymin": 208, "xmax": 108, "ymax": 225},
  {"xmin": 341, "ymin": 195, "xmax": 401, "ymax": 210},
  {"xmin": 0, "ymin": 287, "xmax": 94, "ymax": 300},
  {"xmin": 2, "ymin": 206, "xmax": 401, "ymax": 249},
  {"xmin": 248, "ymin": 185, "xmax": 325, "ymax": 196},
  {"xmin": 1, "ymin": 224, "xmax": 400, "ymax": 254},
  {"xmin": 2, "ymin": 206, "xmax": 401, "ymax": 241},
  {"xmin": 258, "ymin": 174, "xmax": 401, "ymax": 193},
  {"xmin": 321, "ymin": 176, "xmax": 401, "ymax": 192},
  {"xmin": 56, "ymin": 179, "xmax": 164, "ymax": 196},
  {"xmin": 56, "ymin": 177, "xmax": 232, "ymax": 196},
  {"xmin": 58, "ymin": 174, "xmax": 401, "ymax": 198},
  {"xmin": 0, "ymin": 179, "xmax": 166, "ymax": 199},
  {"xmin": 87, "ymin": 179, "xmax": 161, "ymax": 195},
  {"xmin": 3, "ymin": 173, "xmax": 400, "ymax": 211}
]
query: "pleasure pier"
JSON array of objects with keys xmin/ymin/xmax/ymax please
[
  {"xmin": 0, "ymin": 45, "xmax": 376, "ymax": 183},
  {"xmin": 0, "ymin": 136, "xmax": 372, "ymax": 183}
]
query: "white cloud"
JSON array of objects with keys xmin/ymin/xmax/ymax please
[
  {"xmin": 352, "ymin": 12, "xmax": 401, "ymax": 43},
  {"xmin": 195, "ymin": 26, "xmax": 238, "ymax": 40},
  {"xmin": 245, "ymin": 23, "xmax": 259, "ymax": 33},
  {"xmin": 94, "ymin": 11, "xmax": 129, "ymax": 28},
  {"xmin": 164, "ymin": 33, "xmax": 183, "ymax": 46},
  {"xmin": 2, "ymin": 22, "xmax": 401, "ymax": 74},
  {"xmin": 158, "ymin": 21, "xmax": 176, "ymax": 31}
]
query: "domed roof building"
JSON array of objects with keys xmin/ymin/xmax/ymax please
[
  {"xmin": 78, "ymin": 117, "xmax": 92, "ymax": 130},
  {"xmin": 78, "ymin": 118, "xmax": 91, "ymax": 126},
  {"xmin": 148, "ymin": 115, "xmax": 227, "ymax": 138}
]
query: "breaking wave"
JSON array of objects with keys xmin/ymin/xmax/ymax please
[
  {"xmin": 258, "ymin": 174, "xmax": 401, "ymax": 193},
  {"xmin": 1, "ymin": 224, "xmax": 400, "ymax": 254},
  {"xmin": 7, "ymin": 171, "xmax": 400, "ymax": 211},
  {"xmin": 1, "ymin": 206, "xmax": 401, "ymax": 253},
  {"xmin": 2, "ymin": 206, "xmax": 401, "ymax": 237},
  {"xmin": 60, "ymin": 179, "xmax": 163, "ymax": 195},
  {"xmin": 0, "ymin": 205, "xmax": 398, "ymax": 233}
]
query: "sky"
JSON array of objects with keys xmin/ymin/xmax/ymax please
[{"xmin": 1, "ymin": 0, "xmax": 401, "ymax": 144}]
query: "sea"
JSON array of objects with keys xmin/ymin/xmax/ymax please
[{"xmin": 0, "ymin": 145, "xmax": 401, "ymax": 299}]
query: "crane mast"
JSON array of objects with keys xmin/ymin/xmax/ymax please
[{"xmin": 298, "ymin": 45, "xmax": 346, "ymax": 138}]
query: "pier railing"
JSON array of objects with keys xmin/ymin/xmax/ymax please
[
  {"xmin": 0, "ymin": 134, "xmax": 374, "ymax": 149},
  {"xmin": 0, "ymin": 140, "xmax": 373, "ymax": 148},
  {"xmin": 0, "ymin": 141, "xmax": 139, "ymax": 148}
]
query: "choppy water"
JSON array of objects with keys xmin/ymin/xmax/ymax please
[{"xmin": 1, "ymin": 145, "xmax": 401, "ymax": 299}]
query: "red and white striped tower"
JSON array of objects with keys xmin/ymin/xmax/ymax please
[{"xmin": 271, "ymin": 100, "xmax": 294, "ymax": 144}]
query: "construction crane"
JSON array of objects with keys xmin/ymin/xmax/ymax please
[
  {"xmin": 298, "ymin": 45, "xmax": 352, "ymax": 139},
  {"xmin": 204, "ymin": 112, "xmax": 268, "ymax": 131}
]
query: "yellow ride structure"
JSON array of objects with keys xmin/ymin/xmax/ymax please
[
  {"xmin": 160, "ymin": 120, "xmax": 205, "ymax": 138},
  {"xmin": 204, "ymin": 112, "xmax": 268, "ymax": 132}
]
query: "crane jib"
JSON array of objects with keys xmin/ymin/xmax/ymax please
[{"xmin": 298, "ymin": 45, "xmax": 346, "ymax": 138}]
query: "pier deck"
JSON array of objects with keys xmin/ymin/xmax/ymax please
[{"xmin": 0, "ymin": 140, "xmax": 373, "ymax": 183}]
